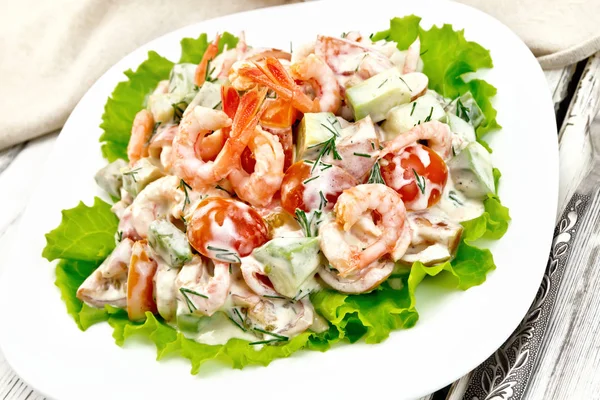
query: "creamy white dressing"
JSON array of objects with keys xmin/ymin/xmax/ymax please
[
  {"xmin": 154, "ymin": 260, "xmax": 179, "ymax": 321},
  {"xmin": 180, "ymin": 312, "xmax": 258, "ymax": 345},
  {"xmin": 433, "ymin": 173, "xmax": 485, "ymax": 222}
]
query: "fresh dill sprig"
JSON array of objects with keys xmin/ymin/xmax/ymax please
[
  {"xmin": 456, "ymin": 99, "xmax": 470, "ymax": 122},
  {"xmin": 412, "ymin": 169, "xmax": 426, "ymax": 194},
  {"xmin": 171, "ymin": 101, "xmax": 188, "ymax": 124},
  {"xmin": 353, "ymin": 152, "xmax": 371, "ymax": 158},
  {"xmin": 303, "ymin": 176, "xmax": 319, "ymax": 185},
  {"xmin": 308, "ymin": 136, "xmax": 342, "ymax": 173},
  {"xmin": 294, "ymin": 209, "xmax": 322, "ymax": 237},
  {"xmin": 423, "ymin": 106, "xmax": 434, "ymax": 123},
  {"xmin": 319, "ymin": 191, "xmax": 328, "ymax": 210},
  {"xmin": 367, "ymin": 161, "xmax": 385, "ymax": 184},
  {"xmin": 448, "ymin": 190, "xmax": 464, "ymax": 205},
  {"xmin": 207, "ymin": 245, "xmax": 241, "ymax": 263},
  {"xmin": 178, "ymin": 179, "xmax": 192, "ymax": 213},
  {"xmin": 179, "ymin": 287, "xmax": 208, "ymax": 313},
  {"xmin": 215, "ymin": 184, "xmax": 232, "ymax": 196},
  {"xmin": 410, "ymin": 102, "xmax": 417, "ymax": 116},
  {"xmin": 398, "ymin": 76, "xmax": 412, "ymax": 91},
  {"xmin": 123, "ymin": 167, "xmax": 141, "ymax": 183}
]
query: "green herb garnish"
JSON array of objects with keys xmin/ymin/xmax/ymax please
[
  {"xmin": 172, "ymin": 101, "xmax": 188, "ymax": 124},
  {"xmin": 367, "ymin": 161, "xmax": 385, "ymax": 185},
  {"xmin": 423, "ymin": 106, "xmax": 434, "ymax": 123},
  {"xmin": 410, "ymin": 102, "xmax": 417, "ymax": 116},
  {"xmin": 207, "ymin": 245, "xmax": 241, "ymax": 263},
  {"xmin": 178, "ymin": 179, "xmax": 192, "ymax": 213},
  {"xmin": 308, "ymin": 135, "xmax": 342, "ymax": 173},
  {"xmin": 123, "ymin": 167, "xmax": 141, "ymax": 183},
  {"xmin": 353, "ymin": 152, "xmax": 371, "ymax": 158},
  {"xmin": 303, "ymin": 176, "xmax": 319, "ymax": 185},
  {"xmin": 448, "ymin": 190, "xmax": 464, "ymax": 205},
  {"xmin": 294, "ymin": 209, "xmax": 322, "ymax": 237},
  {"xmin": 398, "ymin": 76, "xmax": 412, "ymax": 91},
  {"xmin": 412, "ymin": 169, "xmax": 426, "ymax": 194}
]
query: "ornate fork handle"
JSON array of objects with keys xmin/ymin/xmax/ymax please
[{"xmin": 462, "ymin": 194, "xmax": 591, "ymax": 400}]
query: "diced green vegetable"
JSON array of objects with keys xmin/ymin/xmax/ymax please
[
  {"xmin": 446, "ymin": 113, "xmax": 476, "ymax": 143},
  {"xmin": 121, "ymin": 158, "xmax": 164, "ymax": 197},
  {"xmin": 168, "ymin": 63, "xmax": 197, "ymax": 96},
  {"xmin": 148, "ymin": 220, "xmax": 192, "ymax": 268},
  {"xmin": 190, "ymin": 81, "xmax": 222, "ymax": 110},
  {"xmin": 94, "ymin": 159, "xmax": 127, "ymax": 198},
  {"xmin": 252, "ymin": 237, "xmax": 321, "ymax": 298},
  {"xmin": 448, "ymin": 142, "xmax": 495, "ymax": 199},
  {"xmin": 346, "ymin": 70, "xmax": 429, "ymax": 122},
  {"xmin": 447, "ymin": 92, "xmax": 485, "ymax": 129},
  {"xmin": 177, "ymin": 313, "xmax": 204, "ymax": 333},
  {"xmin": 346, "ymin": 68, "xmax": 411, "ymax": 122},
  {"xmin": 295, "ymin": 112, "xmax": 341, "ymax": 160},
  {"xmin": 381, "ymin": 93, "xmax": 446, "ymax": 140}
]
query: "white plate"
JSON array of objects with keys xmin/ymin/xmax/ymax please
[{"xmin": 0, "ymin": 0, "xmax": 557, "ymax": 399}]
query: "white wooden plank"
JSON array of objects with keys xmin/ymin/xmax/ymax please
[
  {"xmin": 557, "ymin": 53, "xmax": 600, "ymax": 214},
  {"xmin": 545, "ymin": 64, "xmax": 578, "ymax": 113},
  {"xmin": 445, "ymin": 54, "xmax": 600, "ymax": 400}
]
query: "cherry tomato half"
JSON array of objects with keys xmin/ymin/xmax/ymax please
[
  {"xmin": 380, "ymin": 143, "xmax": 448, "ymax": 210},
  {"xmin": 280, "ymin": 161, "xmax": 357, "ymax": 214},
  {"xmin": 127, "ymin": 240, "xmax": 158, "ymax": 321},
  {"xmin": 187, "ymin": 198, "xmax": 269, "ymax": 260}
]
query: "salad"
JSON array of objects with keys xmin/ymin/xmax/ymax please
[{"xmin": 43, "ymin": 16, "xmax": 510, "ymax": 372}]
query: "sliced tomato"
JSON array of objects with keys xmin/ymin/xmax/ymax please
[
  {"xmin": 187, "ymin": 198, "xmax": 269, "ymax": 260},
  {"xmin": 127, "ymin": 240, "xmax": 158, "ymax": 321},
  {"xmin": 380, "ymin": 143, "xmax": 448, "ymax": 210},
  {"xmin": 280, "ymin": 161, "xmax": 357, "ymax": 214},
  {"xmin": 260, "ymin": 97, "xmax": 297, "ymax": 128}
]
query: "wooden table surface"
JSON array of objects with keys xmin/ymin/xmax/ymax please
[{"xmin": 0, "ymin": 54, "xmax": 599, "ymax": 400}]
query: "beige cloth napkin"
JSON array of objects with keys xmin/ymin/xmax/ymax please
[{"xmin": 0, "ymin": 0, "xmax": 598, "ymax": 151}]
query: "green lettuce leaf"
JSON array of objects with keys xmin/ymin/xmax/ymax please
[
  {"xmin": 43, "ymin": 197, "xmax": 118, "ymax": 262},
  {"xmin": 372, "ymin": 15, "xmax": 501, "ymax": 138},
  {"xmin": 100, "ymin": 52, "xmax": 175, "ymax": 162}
]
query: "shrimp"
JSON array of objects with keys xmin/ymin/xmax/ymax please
[
  {"xmin": 194, "ymin": 34, "xmax": 220, "ymax": 87},
  {"xmin": 154, "ymin": 257, "xmax": 179, "ymax": 321},
  {"xmin": 175, "ymin": 255, "xmax": 231, "ymax": 317},
  {"xmin": 315, "ymin": 35, "xmax": 394, "ymax": 85},
  {"xmin": 209, "ymin": 32, "xmax": 248, "ymax": 80},
  {"xmin": 240, "ymin": 256, "xmax": 280, "ymax": 297},
  {"xmin": 129, "ymin": 176, "xmax": 183, "ymax": 238},
  {"xmin": 127, "ymin": 110, "xmax": 154, "ymax": 165},
  {"xmin": 381, "ymin": 120, "xmax": 454, "ymax": 160},
  {"xmin": 171, "ymin": 106, "xmax": 232, "ymax": 189},
  {"xmin": 232, "ymin": 57, "xmax": 319, "ymax": 113},
  {"xmin": 318, "ymin": 259, "xmax": 394, "ymax": 294},
  {"xmin": 228, "ymin": 127, "xmax": 285, "ymax": 207},
  {"xmin": 76, "ymin": 238, "xmax": 134, "ymax": 308},
  {"xmin": 148, "ymin": 123, "xmax": 178, "ymax": 169},
  {"xmin": 229, "ymin": 271, "xmax": 314, "ymax": 337},
  {"xmin": 320, "ymin": 184, "xmax": 410, "ymax": 277},
  {"xmin": 211, "ymin": 87, "xmax": 267, "ymax": 179},
  {"xmin": 403, "ymin": 37, "xmax": 421, "ymax": 74},
  {"xmin": 291, "ymin": 41, "xmax": 316, "ymax": 63},
  {"xmin": 290, "ymin": 54, "xmax": 342, "ymax": 114}
]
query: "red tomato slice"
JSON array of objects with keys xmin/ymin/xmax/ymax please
[
  {"xmin": 280, "ymin": 161, "xmax": 357, "ymax": 214},
  {"xmin": 187, "ymin": 198, "xmax": 269, "ymax": 260},
  {"xmin": 380, "ymin": 143, "xmax": 448, "ymax": 210},
  {"xmin": 127, "ymin": 240, "xmax": 158, "ymax": 321}
]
